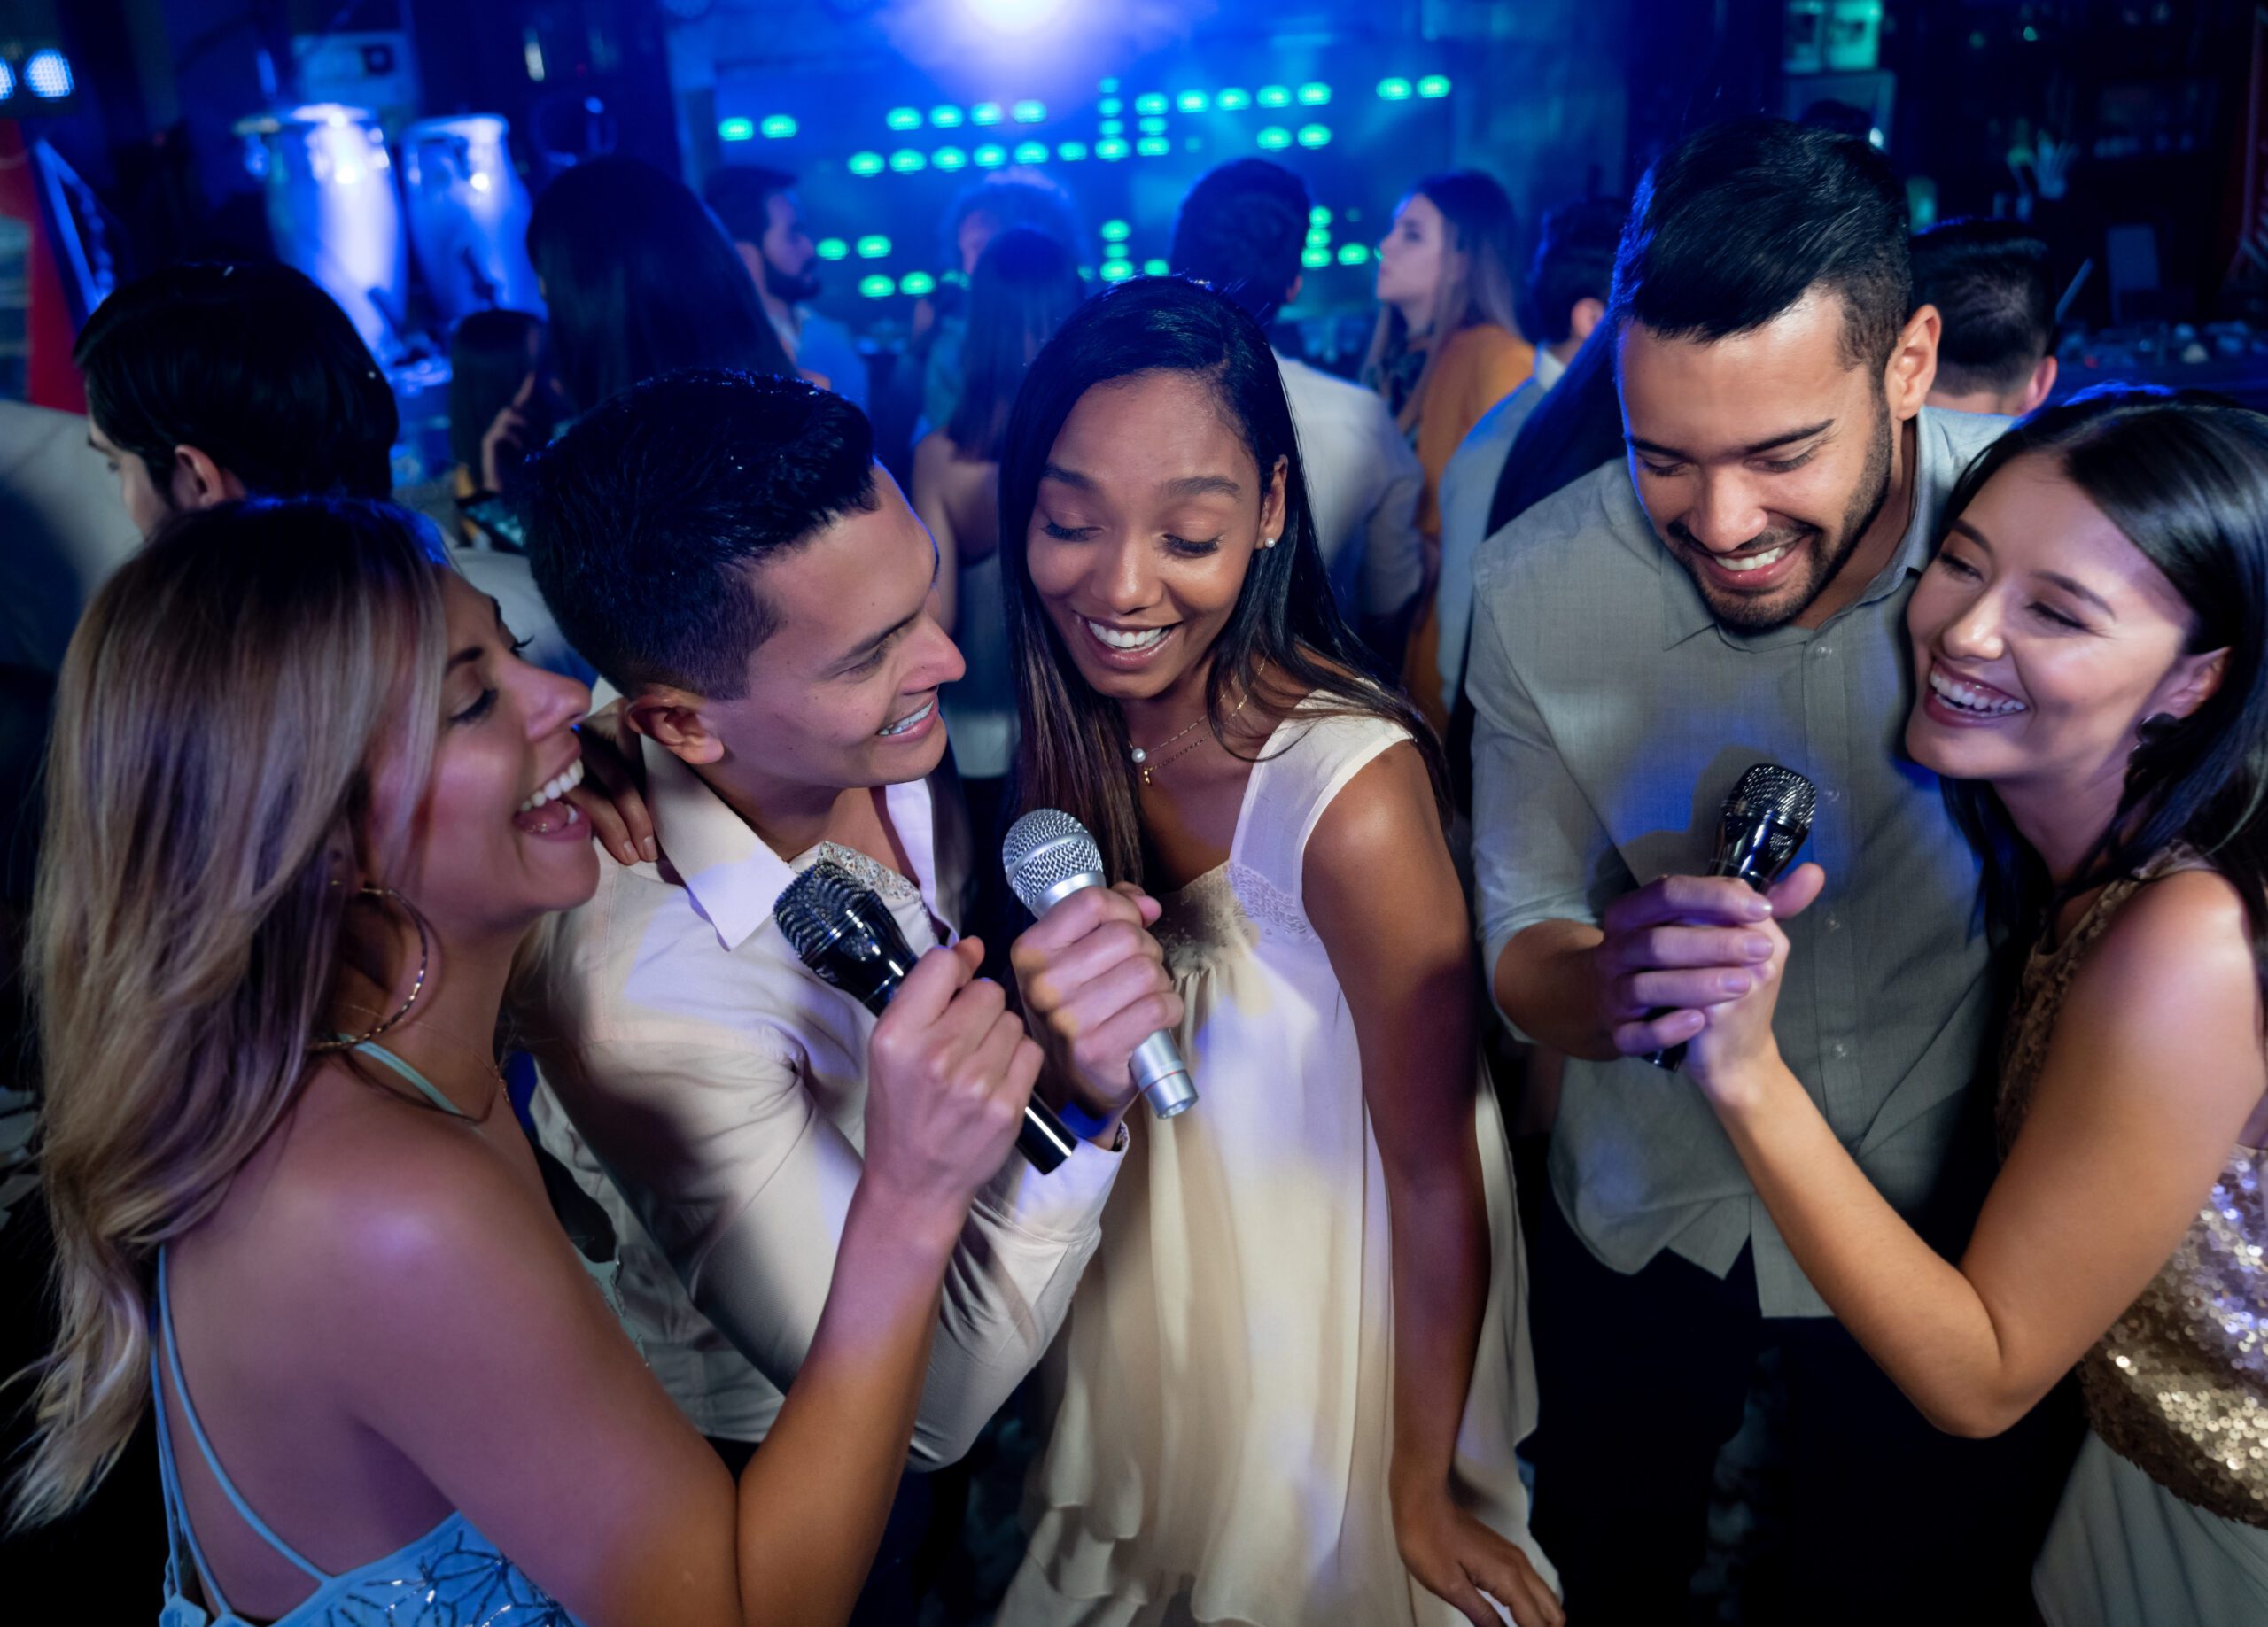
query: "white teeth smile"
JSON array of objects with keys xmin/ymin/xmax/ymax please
[
  {"xmin": 1929, "ymin": 667, "xmax": 2028, "ymax": 717},
  {"xmin": 1083, "ymin": 616, "xmax": 1169, "ymax": 651},
  {"xmin": 877, "ymin": 698, "xmax": 935, "ymax": 738},
  {"xmin": 1717, "ymin": 545, "xmax": 1791, "ymax": 574},
  {"xmin": 517, "ymin": 757, "xmax": 586, "ymax": 814}
]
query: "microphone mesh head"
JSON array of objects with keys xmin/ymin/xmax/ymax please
[
  {"xmin": 773, "ymin": 860, "xmax": 866, "ymax": 964},
  {"xmin": 1726, "ymin": 763, "xmax": 1820, "ymax": 838},
  {"xmin": 1002, "ymin": 808, "xmax": 1106, "ymax": 914}
]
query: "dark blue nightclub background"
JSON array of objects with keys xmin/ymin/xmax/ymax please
[{"xmin": 4, "ymin": 0, "xmax": 2265, "ymax": 434}]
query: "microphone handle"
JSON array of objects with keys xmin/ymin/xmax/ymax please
[
  {"xmin": 1016, "ymin": 1096, "xmax": 1078, "ymax": 1172},
  {"xmin": 846, "ymin": 951, "xmax": 1076, "ymax": 1174},
  {"xmin": 1023, "ymin": 866, "xmax": 1199, "ymax": 1120}
]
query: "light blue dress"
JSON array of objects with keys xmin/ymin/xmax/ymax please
[{"xmin": 153, "ymin": 1042, "xmax": 588, "ymax": 1626}]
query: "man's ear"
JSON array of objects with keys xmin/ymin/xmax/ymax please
[
  {"xmin": 2016, "ymin": 353, "xmax": 2059, "ymax": 417},
  {"xmin": 1568, "ymin": 296, "xmax": 1606, "ymax": 346},
  {"xmin": 1284, "ymin": 273, "xmax": 1304, "ymax": 309},
  {"xmin": 733, "ymin": 239, "xmax": 767, "ymax": 289},
  {"xmin": 170, "ymin": 445, "xmax": 248, "ymax": 513},
  {"xmin": 625, "ymin": 687, "xmax": 726, "ymax": 765},
  {"xmin": 1884, "ymin": 304, "xmax": 1942, "ymax": 423}
]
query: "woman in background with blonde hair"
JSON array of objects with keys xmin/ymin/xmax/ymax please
[
  {"xmin": 1365, "ymin": 170, "xmax": 1533, "ymax": 731},
  {"xmin": 15, "ymin": 497, "xmax": 1039, "ymax": 1625}
]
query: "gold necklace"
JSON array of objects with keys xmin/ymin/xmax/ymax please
[{"xmin": 1128, "ymin": 662, "xmax": 1264, "ymax": 787}]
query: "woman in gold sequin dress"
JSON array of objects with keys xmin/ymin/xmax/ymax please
[{"xmin": 1636, "ymin": 391, "xmax": 2268, "ymax": 1626}]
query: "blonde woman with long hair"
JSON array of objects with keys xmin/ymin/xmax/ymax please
[
  {"xmin": 1364, "ymin": 170, "xmax": 1534, "ymax": 731},
  {"xmin": 16, "ymin": 497, "xmax": 1040, "ymax": 1626}
]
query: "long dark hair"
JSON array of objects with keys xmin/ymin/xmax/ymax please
[
  {"xmin": 1000, "ymin": 275, "xmax": 1443, "ymax": 886},
  {"xmin": 945, "ymin": 227, "xmax": 1086, "ymax": 462},
  {"xmin": 525, "ymin": 156, "xmax": 792, "ymax": 414},
  {"xmin": 1942, "ymin": 388, "xmax": 2268, "ymax": 988}
]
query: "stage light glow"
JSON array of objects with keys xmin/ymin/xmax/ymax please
[
  {"xmin": 931, "ymin": 105, "xmax": 964, "ymax": 128},
  {"xmin": 963, "ymin": 0, "xmax": 1069, "ymax": 35},
  {"xmin": 859, "ymin": 275, "xmax": 895, "ymax": 298},
  {"xmin": 0, "ymin": 60, "xmax": 15, "ymax": 101},
  {"xmin": 1100, "ymin": 97, "xmax": 1122, "ymax": 116},
  {"xmin": 1137, "ymin": 136, "xmax": 1169, "ymax": 157},
  {"xmin": 974, "ymin": 143, "xmax": 1007, "ymax": 167},
  {"xmin": 1014, "ymin": 140, "xmax": 1048, "ymax": 163},
  {"xmin": 972, "ymin": 103, "xmax": 1004, "ymax": 125},
  {"xmin": 1144, "ymin": 258, "xmax": 1168, "ymax": 275},
  {"xmin": 1310, "ymin": 205, "xmax": 1332, "ymax": 224},
  {"xmin": 1216, "ymin": 88, "xmax": 1250, "ymax": 111},
  {"xmin": 900, "ymin": 271, "xmax": 937, "ymax": 296},
  {"xmin": 1139, "ymin": 116, "xmax": 1168, "ymax": 134},
  {"xmin": 1057, "ymin": 141, "xmax": 1088, "ymax": 160},
  {"xmin": 1100, "ymin": 218, "xmax": 1130, "ymax": 240},
  {"xmin": 1099, "ymin": 77, "xmax": 1119, "ymax": 92},
  {"xmin": 933, "ymin": 146, "xmax": 968, "ymax": 170},
  {"xmin": 1417, "ymin": 74, "xmax": 1451, "ymax": 97},
  {"xmin": 1337, "ymin": 244, "xmax": 1369, "ymax": 265},
  {"xmin": 887, "ymin": 106, "xmax": 922, "ymax": 131},
  {"xmin": 1096, "ymin": 139, "xmax": 1129, "ymax": 161},
  {"xmin": 1101, "ymin": 261, "xmax": 1135, "ymax": 283},
  {"xmin": 1011, "ymin": 100, "xmax": 1046, "ymax": 123},
  {"xmin": 818, "ymin": 237, "xmax": 850, "ymax": 260},
  {"xmin": 1099, "ymin": 119, "xmax": 1123, "ymax": 136},
  {"xmin": 1257, "ymin": 126, "xmax": 1292, "ymax": 150},
  {"xmin": 1301, "ymin": 247, "xmax": 1330, "ymax": 268},
  {"xmin": 1297, "ymin": 123, "xmax": 1332, "ymax": 148},
  {"xmin": 1298, "ymin": 82, "xmax": 1331, "ymax": 105},
  {"xmin": 889, "ymin": 148, "xmax": 928, "ymax": 172},
  {"xmin": 1177, "ymin": 90, "xmax": 1208, "ymax": 112},
  {"xmin": 857, "ymin": 234, "xmax": 892, "ymax": 258},
  {"xmin": 1378, "ymin": 78, "xmax": 1411, "ymax": 100},
  {"xmin": 718, "ymin": 117, "xmax": 755, "ymax": 141},
  {"xmin": 1306, "ymin": 228, "xmax": 1330, "ymax": 247},
  {"xmin": 849, "ymin": 151, "xmax": 884, "ymax": 175},
  {"xmin": 1134, "ymin": 93, "xmax": 1167, "ymax": 114},
  {"xmin": 763, "ymin": 114, "xmax": 797, "ymax": 138},
  {"xmin": 26, "ymin": 50, "xmax": 70, "ymax": 100},
  {"xmin": 1256, "ymin": 85, "xmax": 1290, "ymax": 108}
]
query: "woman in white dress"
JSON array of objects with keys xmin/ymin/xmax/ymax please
[{"xmin": 990, "ymin": 276, "xmax": 1559, "ymax": 1627}]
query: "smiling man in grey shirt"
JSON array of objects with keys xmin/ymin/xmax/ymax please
[{"xmin": 1469, "ymin": 120, "xmax": 2075, "ymax": 1624}]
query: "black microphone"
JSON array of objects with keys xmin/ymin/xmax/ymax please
[
  {"xmin": 774, "ymin": 860, "xmax": 1076, "ymax": 1174},
  {"xmin": 1001, "ymin": 808, "xmax": 1197, "ymax": 1120},
  {"xmin": 1643, "ymin": 763, "xmax": 1820, "ymax": 1071}
]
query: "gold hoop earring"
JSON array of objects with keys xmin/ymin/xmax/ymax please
[{"xmin": 311, "ymin": 886, "xmax": 431, "ymax": 1051}]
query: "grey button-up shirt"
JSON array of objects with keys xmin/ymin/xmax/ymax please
[{"xmin": 1467, "ymin": 406, "xmax": 2007, "ymax": 1316}]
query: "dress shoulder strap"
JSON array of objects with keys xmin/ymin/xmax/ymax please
[
  {"xmin": 349, "ymin": 1041, "xmax": 471, "ymax": 1118},
  {"xmin": 154, "ymin": 1251, "xmax": 332, "ymax": 1605},
  {"xmin": 1231, "ymin": 699, "xmax": 1413, "ymax": 912}
]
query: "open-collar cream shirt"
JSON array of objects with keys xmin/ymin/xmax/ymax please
[{"xmin": 524, "ymin": 736, "xmax": 1122, "ymax": 1460}]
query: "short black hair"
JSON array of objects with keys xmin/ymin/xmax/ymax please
[
  {"xmin": 1911, "ymin": 217, "xmax": 2056, "ymax": 396},
  {"xmin": 1610, "ymin": 118, "xmax": 1911, "ymax": 371},
  {"xmin": 1518, "ymin": 198, "xmax": 1626, "ymax": 346},
  {"xmin": 73, "ymin": 261, "xmax": 397, "ymax": 500},
  {"xmin": 1169, "ymin": 159, "xmax": 1311, "ymax": 328},
  {"xmin": 520, "ymin": 368, "xmax": 878, "ymax": 699},
  {"xmin": 704, "ymin": 165, "xmax": 797, "ymax": 247}
]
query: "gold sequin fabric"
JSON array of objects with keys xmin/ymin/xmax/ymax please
[{"xmin": 1997, "ymin": 848, "xmax": 2268, "ymax": 1530}]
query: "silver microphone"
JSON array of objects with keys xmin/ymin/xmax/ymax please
[{"xmin": 1002, "ymin": 808, "xmax": 1197, "ymax": 1120}]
